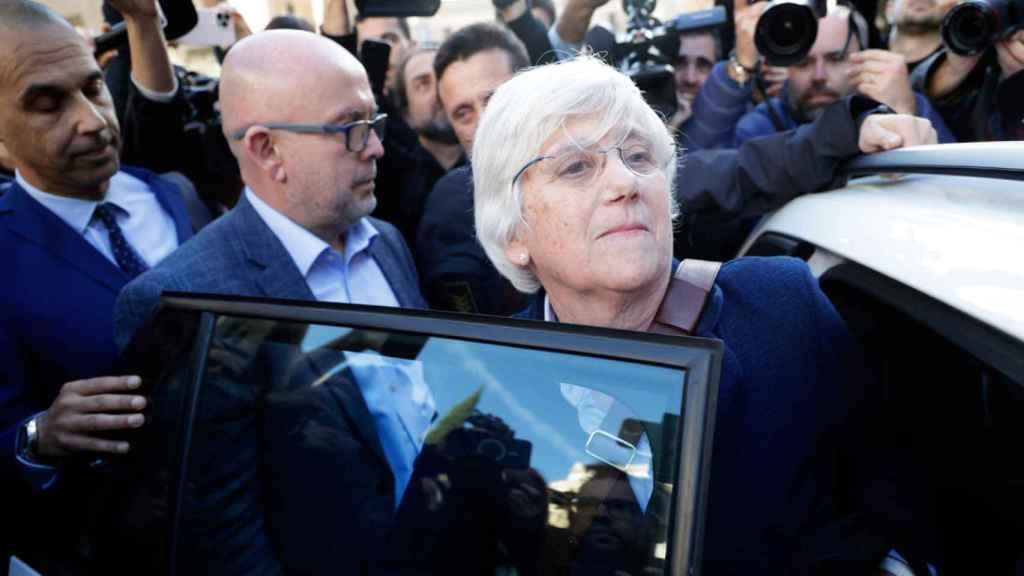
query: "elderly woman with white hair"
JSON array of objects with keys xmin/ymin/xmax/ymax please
[{"xmin": 472, "ymin": 56, "xmax": 903, "ymax": 574}]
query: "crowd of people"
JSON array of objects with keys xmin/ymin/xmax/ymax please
[{"xmin": 1, "ymin": 0, "xmax": 1021, "ymax": 572}]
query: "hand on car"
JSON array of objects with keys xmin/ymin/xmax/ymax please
[
  {"xmin": 996, "ymin": 30, "xmax": 1024, "ymax": 80},
  {"xmin": 850, "ymin": 50, "xmax": 917, "ymax": 115},
  {"xmin": 35, "ymin": 376, "xmax": 147, "ymax": 458},
  {"xmin": 858, "ymin": 114, "xmax": 937, "ymax": 153}
]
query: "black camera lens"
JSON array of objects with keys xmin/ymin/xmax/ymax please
[
  {"xmin": 755, "ymin": 0, "xmax": 822, "ymax": 66},
  {"xmin": 942, "ymin": 1, "xmax": 1001, "ymax": 55}
]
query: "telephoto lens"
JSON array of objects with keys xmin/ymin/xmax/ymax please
[
  {"xmin": 941, "ymin": 0, "xmax": 1022, "ymax": 56},
  {"xmin": 755, "ymin": 0, "xmax": 828, "ymax": 66}
]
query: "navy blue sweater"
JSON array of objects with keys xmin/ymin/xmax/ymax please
[{"xmin": 519, "ymin": 256, "xmax": 898, "ymax": 573}]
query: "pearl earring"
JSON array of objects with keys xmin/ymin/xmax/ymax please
[{"xmin": 519, "ymin": 253, "xmax": 529, "ymax": 265}]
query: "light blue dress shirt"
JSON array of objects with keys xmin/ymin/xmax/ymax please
[
  {"xmin": 17, "ymin": 170, "xmax": 179, "ymax": 268},
  {"xmin": 245, "ymin": 189, "xmax": 399, "ymax": 307},
  {"xmin": 248, "ymin": 189, "xmax": 434, "ymax": 507}
]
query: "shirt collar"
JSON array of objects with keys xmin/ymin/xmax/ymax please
[
  {"xmin": 16, "ymin": 170, "xmax": 136, "ymax": 234},
  {"xmin": 245, "ymin": 188, "xmax": 379, "ymax": 277},
  {"xmin": 543, "ymin": 295, "xmax": 557, "ymax": 322}
]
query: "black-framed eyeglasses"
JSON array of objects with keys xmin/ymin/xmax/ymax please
[{"xmin": 230, "ymin": 113, "xmax": 387, "ymax": 153}]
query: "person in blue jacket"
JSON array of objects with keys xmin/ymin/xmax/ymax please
[
  {"xmin": 470, "ymin": 55, "xmax": 936, "ymax": 574},
  {"xmin": 735, "ymin": 4, "xmax": 956, "ymax": 146},
  {"xmin": 0, "ymin": 1, "xmax": 193, "ymax": 571}
]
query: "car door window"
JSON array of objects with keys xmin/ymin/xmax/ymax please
[{"xmin": 105, "ymin": 296, "xmax": 721, "ymax": 576}]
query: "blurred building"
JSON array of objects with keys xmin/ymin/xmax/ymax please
[
  {"xmin": 40, "ymin": 0, "xmax": 104, "ymax": 30},
  {"xmin": 38, "ymin": 0, "xmax": 714, "ymax": 44}
]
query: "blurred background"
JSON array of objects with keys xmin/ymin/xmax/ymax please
[{"xmin": 40, "ymin": 0, "xmax": 713, "ymax": 74}]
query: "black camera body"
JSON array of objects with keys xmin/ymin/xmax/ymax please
[
  {"xmin": 613, "ymin": 2, "xmax": 727, "ymax": 119},
  {"xmin": 755, "ymin": 0, "xmax": 828, "ymax": 66},
  {"xmin": 942, "ymin": 0, "xmax": 1024, "ymax": 56},
  {"xmin": 444, "ymin": 413, "xmax": 532, "ymax": 469}
]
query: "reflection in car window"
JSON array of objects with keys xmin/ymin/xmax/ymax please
[{"xmin": 179, "ymin": 314, "xmax": 688, "ymax": 576}]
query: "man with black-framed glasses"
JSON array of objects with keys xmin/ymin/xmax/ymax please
[
  {"xmin": 112, "ymin": 29, "xmax": 426, "ymax": 575},
  {"xmin": 116, "ymin": 29, "xmax": 426, "ymax": 349}
]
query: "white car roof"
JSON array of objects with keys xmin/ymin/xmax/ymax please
[{"xmin": 743, "ymin": 143, "xmax": 1024, "ymax": 342}]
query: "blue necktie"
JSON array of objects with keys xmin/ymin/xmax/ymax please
[{"xmin": 93, "ymin": 202, "xmax": 149, "ymax": 279}]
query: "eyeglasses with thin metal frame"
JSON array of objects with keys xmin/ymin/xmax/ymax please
[
  {"xmin": 510, "ymin": 141, "xmax": 663, "ymax": 193},
  {"xmin": 230, "ymin": 113, "xmax": 388, "ymax": 153}
]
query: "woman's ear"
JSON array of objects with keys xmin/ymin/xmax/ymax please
[{"xmin": 504, "ymin": 236, "xmax": 530, "ymax": 267}]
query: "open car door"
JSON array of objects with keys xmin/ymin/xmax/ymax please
[{"xmin": 86, "ymin": 293, "xmax": 722, "ymax": 576}]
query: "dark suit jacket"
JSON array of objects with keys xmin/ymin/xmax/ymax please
[
  {"xmin": 114, "ymin": 193, "xmax": 426, "ymax": 349},
  {"xmin": 0, "ymin": 167, "xmax": 192, "ymax": 570},
  {"xmin": 518, "ymin": 257, "xmax": 909, "ymax": 574},
  {"xmin": 113, "ymin": 194, "xmax": 425, "ymax": 575},
  {"xmin": 416, "ymin": 166, "xmax": 527, "ymax": 316}
]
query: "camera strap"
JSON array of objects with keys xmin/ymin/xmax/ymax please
[{"xmin": 649, "ymin": 259, "xmax": 722, "ymax": 336}]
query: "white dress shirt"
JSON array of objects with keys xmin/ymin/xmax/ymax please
[
  {"xmin": 245, "ymin": 188, "xmax": 399, "ymax": 307},
  {"xmin": 16, "ymin": 170, "xmax": 180, "ymax": 268}
]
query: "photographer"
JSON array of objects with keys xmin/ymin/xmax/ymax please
[
  {"xmin": 733, "ymin": 4, "xmax": 955, "ymax": 146},
  {"xmin": 680, "ymin": 0, "xmax": 769, "ymax": 150},
  {"xmin": 913, "ymin": 30, "xmax": 1024, "ymax": 141},
  {"xmin": 99, "ymin": 0, "xmax": 243, "ymax": 221},
  {"xmin": 670, "ymin": 28, "xmax": 723, "ymax": 130},
  {"xmin": 884, "ymin": 0, "xmax": 958, "ymax": 70}
]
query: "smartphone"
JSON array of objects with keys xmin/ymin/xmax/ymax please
[{"xmin": 175, "ymin": 8, "xmax": 237, "ymax": 48}]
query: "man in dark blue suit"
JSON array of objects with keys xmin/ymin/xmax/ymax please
[
  {"xmin": 0, "ymin": 0, "xmax": 193, "ymax": 571},
  {"xmin": 113, "ymin": 30, "xmax": 426, "ymax": 575}
]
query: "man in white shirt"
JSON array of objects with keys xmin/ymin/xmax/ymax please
[{"xmin": 0, "ymin": 0, "xmax": 193, "ymax": 570}]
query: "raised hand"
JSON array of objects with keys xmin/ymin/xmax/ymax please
[{"xmin": 850, "ymin": 49, "xmax": 918, "ymax": 115}]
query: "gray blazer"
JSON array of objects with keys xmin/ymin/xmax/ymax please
[{"xmin": 114, "ymin": 194, "xmax": 426, "ymax": 351}]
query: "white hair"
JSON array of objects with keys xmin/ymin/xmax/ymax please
[{"xmin": 472, "ymin": 55, "xmax": 678, "ymax": 294}]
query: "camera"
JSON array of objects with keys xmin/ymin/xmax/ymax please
[
  {"xmin": 612, "ymin": 2, "xmax": 727, "ymax": 119},
  {"xmin": 941, "ymin": 0, "xmax": 1024, "ymax": 56},
  {"xmin": 755, "ymin": 0, "xmax": 828, "ymax": 66},
  {"xmin": 444, "ymin": 412, "xmax": 532, "ymax": 469}
]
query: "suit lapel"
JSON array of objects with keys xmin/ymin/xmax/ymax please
[
  {"xmin": 1, "ymin": 183, "xmax": 126, "ymax": 293},
  {"xmin": 229, "ymin": 196, "xmax": 316, "ymax": 301},
  {"xmin": 366, "ymin": 228, "xmax": 416, "ymax": 308}
]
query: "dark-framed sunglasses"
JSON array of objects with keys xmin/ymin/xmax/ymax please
[{"xmin": 231, "ymin": 113, "xmax": 387, "ymax": 153}]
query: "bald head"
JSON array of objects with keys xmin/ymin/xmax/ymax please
[
  {"xmin": 218, "ymin": 29, "xmax": 384, "ymax": 245},
  {"xmin": 0, "ymin": 0, "xmax": 75, "ymax": 79},
  {"xmin": 219, "ymin": 30, "xmax": 369, "ymax": 142},
  {"xmin": 0, "ymin": 0, "xmax": 68, "ymax": 34},
  {"xmin": 0, "ymin": 1, "xmax": 120, "ymax": 199}
]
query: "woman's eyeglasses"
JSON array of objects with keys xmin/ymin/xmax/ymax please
[{"xmin": 511, "ymin": 141, "xmax": 662, "ymax": 191}]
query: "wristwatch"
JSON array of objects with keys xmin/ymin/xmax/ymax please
[
  {"xmin": 19, "ymin": 415, "xmax": 40, "ymax": 459},
  {"xmin": 727, "ymin": 53, "xmax": 754, "ymax": 86}
]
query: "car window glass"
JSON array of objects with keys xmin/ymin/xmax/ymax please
[{"xmin": 178, "ymin": 313, "xmax": 691, "ymax": 576}]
